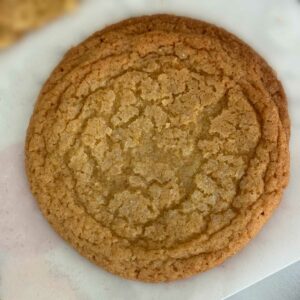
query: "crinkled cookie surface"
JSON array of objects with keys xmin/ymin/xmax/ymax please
[{"xmin": 25, "ymin": 15, "xmax": 290, "ymax": 282}]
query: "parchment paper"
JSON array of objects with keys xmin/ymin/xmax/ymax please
[{"xmin": 0, "ymin": 0, "xmax": 300, "ymax": 299}]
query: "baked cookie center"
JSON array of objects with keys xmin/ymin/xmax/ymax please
[{"xmin": 49, "ymin": 52, "xmax": 261, "ymax": 249}]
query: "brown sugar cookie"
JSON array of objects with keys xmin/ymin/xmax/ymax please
[
  {"xmin": 25, "ymin": 15, "xmax": 290, "ymax": 282},
  {"xmin": 0, "ymin": 0, "xmax": 77, "ymax": 48}
]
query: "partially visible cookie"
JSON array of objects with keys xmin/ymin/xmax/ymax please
[
  {"xmin": 0, "ymin": 0, "xmax": 77, "ymax": 48},
  {"xmin": 25, "ymin": 15, "xmax": 290, "ymax": 282}
]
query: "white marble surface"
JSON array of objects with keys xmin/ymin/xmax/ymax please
[
  {"xmin": 0, "ymin": 0, "xmax": 300, "ymax": 299},
  {"xmin": 228, "ymin": 261, "xmax": 300, "ymax": 300}
]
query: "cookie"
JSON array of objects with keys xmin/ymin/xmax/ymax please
[
  {"xmin": 0, "ymin": 0, "xmax": 77, "ymax": 48},
  {"xmin": 25, "ymin": 15, "xmax": 290, "ymax": 282}
]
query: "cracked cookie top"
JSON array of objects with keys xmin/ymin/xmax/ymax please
[{"xmin": 25, "ymin": 15, "xmax": 290, "ymax": 282}]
